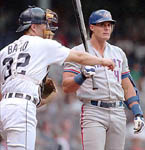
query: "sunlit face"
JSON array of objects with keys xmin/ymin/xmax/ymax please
[{"xmin": 90, "ymin": 21, "xmax": 113, "ymax": 41}]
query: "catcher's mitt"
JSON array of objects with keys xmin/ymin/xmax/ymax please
[{"xmin": 41, "ymin": 77, "xmax": 56, "ymax": 99}]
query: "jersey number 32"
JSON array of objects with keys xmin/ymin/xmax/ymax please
[{"xmin": 2, "ymin": 53, "xmax": 31, "ymax": 80}]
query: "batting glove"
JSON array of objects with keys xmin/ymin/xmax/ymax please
[
  {"xmin": 82, "ymin": 66, "xmax": 96, "ymax": 78},
  {"xmin": 134, "ymin": 115, "xmax": 145, "ymax": 134}
]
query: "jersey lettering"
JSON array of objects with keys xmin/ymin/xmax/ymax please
[
  {"xmin": 20, "ymin": 41, "xmax": 29, "ymax": 52},
  {"xmin": 113, "ymin": 58, "xmax": 121, "ymax": 68},
  {"xmin": 114, "ymin": 70, "xmax": 119, "ymax": 82},
  {"xmin": 8, "ymin": 41, "xmax": 29, "ymax": 54},
  {"xmin": 2, "ymin": 57, "xmax": 13, "ymax": 80},
  {"xmin": 2, "ymin": 53, "xmax": 31, "ymax": 80},
  {"xmin": 113, "ymin": 58, "xmax": 121, "ymax": 82},
  {"xmin": 16, "ymin": 53, "xmax": 31, "ymax": 75}
]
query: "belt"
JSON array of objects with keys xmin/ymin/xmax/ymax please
[
  {"xmin": 91, "ymin": 100, "xmax": 123, "ymax": 108},
  {"xmin": 4, "ymin": 93, "xmax": 37, "ymax": 105}
]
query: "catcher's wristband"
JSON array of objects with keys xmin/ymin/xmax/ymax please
[{"xmin": 74, "ymin": 73, "xmax": 86, "ymax": 85}]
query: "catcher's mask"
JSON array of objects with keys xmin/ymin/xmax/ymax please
[{"xmin": 16, "ymin": 6, "xmax": 58, "ymax": 39}]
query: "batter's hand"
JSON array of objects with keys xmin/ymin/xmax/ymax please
[
  {"xmin": 134, "ymin": 115, "xmax": 145, "ymax": 134},
  {"xmin": 82, "ymin": 66, "xmax": 96, "ymax": 78},
  {"xmin": 102, "ymin": 58, "xmax": 115, "ymax": 71}
]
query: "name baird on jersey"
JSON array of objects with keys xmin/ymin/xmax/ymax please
[
  {"xmin": 8, "ymin": 41, "xmax": 29, "ymax": 54},
  {"xmin": 96, "ymin": 58, "xmax": 121, "ymax": 82}
]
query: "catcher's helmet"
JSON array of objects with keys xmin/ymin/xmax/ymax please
[
  {"xmin": 16, "ymin": 6, "xmax": 58, "ymax": 33},
  {"xmin": 89, "ymin": 9, "xmax": 116, "ymax": 25}
]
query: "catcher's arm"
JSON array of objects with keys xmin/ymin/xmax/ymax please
[
  {"xmin": 65, "ymin": 50, "xmax": 114, "ymax": 70},
  {"xmin": 37, "ymin": 90, "xmax": 57, "ymax": 108}
]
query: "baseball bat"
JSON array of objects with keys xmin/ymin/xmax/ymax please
[{"xmin": 72, "ymin": 0, "xmax": 98, "ymax": 90}]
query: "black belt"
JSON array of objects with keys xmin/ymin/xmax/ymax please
[
  {"xmin": 4, "ymin": 93, "xmax": 37, "ymax": 105},
  {"xmin": 91, "ymin": 100, "xmax": 123, "ymax": 108}
]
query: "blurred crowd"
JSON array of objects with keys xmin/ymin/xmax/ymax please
[{"xmin": 1, "ymin": 8, "xmax": 145, "ymax": 150}]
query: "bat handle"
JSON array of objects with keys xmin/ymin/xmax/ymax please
[{"xmin": 91, "ymin": 75, "xmax": 98, "ymax": 90}]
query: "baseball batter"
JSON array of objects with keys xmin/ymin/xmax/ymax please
[
  {"xmin": 63, "ymin": 9, "xmax": 144, "ymax": 150},
  {"xmin": 0, "ymin": 7, "xmax": 115, "ymax": 150}
]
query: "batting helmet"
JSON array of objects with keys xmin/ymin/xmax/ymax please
[
  {"xmin": 16, "ymin": 6, "xmax": 58, "ymax": 33},
  {"xmin": 89, "ymin": 9, "xmax": 116, "ymax": 25}
]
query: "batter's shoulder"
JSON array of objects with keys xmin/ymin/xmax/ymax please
[
  {"xmin": 72, "ymin": 43, "xmax": 86, "ymax": 52},
  {"xmin": 64, "ymin": 43, "xmax": 83, "ymax": 69},
  {"xmin": 107, "ymin": 42, "xmax": 125, "ymax": 54}
]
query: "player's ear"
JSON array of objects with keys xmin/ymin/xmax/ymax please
[
  {"xmin": 111, "ymin": 24, "xmax": 115, "ymax": 33},
  {"xmin": 31, "ymin": 24, "xmax": 41, "ymax": 34},
  {"xmin": 90, "ymin": 24, "xmax": 94, "ymax": 32},
  {"xmin": 31, "ymin": 24, "xmax": 36, "ymax": 32}
]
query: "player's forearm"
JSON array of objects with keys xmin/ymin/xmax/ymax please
[
  {"xmin": 65, "ymin": 50, "xmax": 114, "ymax": 70},
  {"xmin": 122, "ymin": 78, "xmax": 136, "ymax": 100},
  {"xmin": 124, "ymin": 86, "xmax": 136, "ymax": 101},
  {"xmin": 66, "ymin": 50, "xmax": 103, "ymax": 66},
  {"xmin": 37, "ymin": 91, "xmax": 57, "ymax": 108},
  {"xmin": 78, "ymin": 52, "xmax": 104, "ymax": 65},
  {"xmin": 122, "ymin": 77, "xmax": 143, "ymax": 117}
]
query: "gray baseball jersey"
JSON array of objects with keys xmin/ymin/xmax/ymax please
[{"xmin": 64, "ymin": 40, "xmax": 130, "ymax": 102}]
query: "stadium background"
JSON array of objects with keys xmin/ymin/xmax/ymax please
[{"xmin": 0, "ymin": 0, "xmax": 145, "ymax": 149}]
